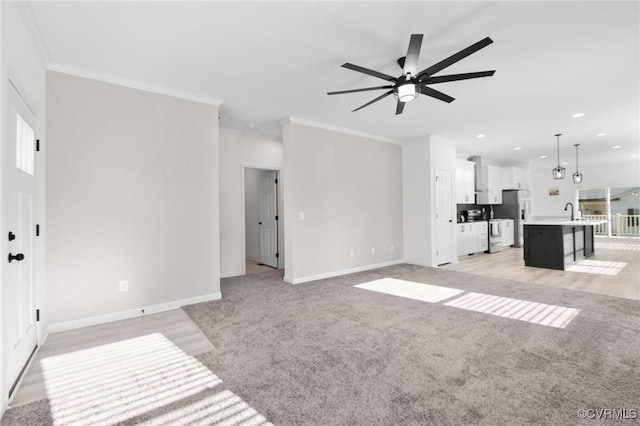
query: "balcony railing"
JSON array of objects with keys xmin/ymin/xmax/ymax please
[{"xmin": 582, "ymin": 214, "xmax": 640, "ymax": 237}]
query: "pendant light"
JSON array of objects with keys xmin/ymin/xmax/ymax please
[
  {"xmin": 573, "ymin": 144, "xmax": 583, "ymax": 183},
  {"xmin": 552, "ymin": 133, "xmax": 566, "ymax": 179}
]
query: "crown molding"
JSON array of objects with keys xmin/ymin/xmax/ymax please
[
  {"xmin": 283, "ymin": 116, "xmax": 403, "ymax": 146},
  {"xmin": 47, "ymin": 63, "xmax": 224, "ymax": 107}
]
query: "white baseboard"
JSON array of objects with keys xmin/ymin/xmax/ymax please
[
  {"xmin": 220, "ymin": 271, "xmax": 244, "ymax": 278},
  {"xmin": 403, "ymin": 259, "xmax": 436, "ymax": 268},
  {"xmin": 288, "ymin": 259, "xmax": 404, "ymax": 285},
  {"xmin": 48, "ymin": 292, "xmax": 222, "ymax": 334}
]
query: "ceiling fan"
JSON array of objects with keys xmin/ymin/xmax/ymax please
[{"xmin": 328, "ymin": 34, "xmax": 495, "ymax": 115}]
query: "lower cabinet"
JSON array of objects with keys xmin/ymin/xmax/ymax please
[
  {"xmin": 457, "ymin": 222, "xmax": 488, "ymax": 256},
  {"xmin": 501, "ymin": 219, "xmax": 515, "ymax": 247}
]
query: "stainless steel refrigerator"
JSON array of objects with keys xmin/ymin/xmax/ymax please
[{"xmin": 493, "ymin": 190, "xmax": 532, "ymax": 248}]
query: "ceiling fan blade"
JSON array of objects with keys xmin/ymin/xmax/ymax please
[
  {"xmin": 418, "ymin": 85, "xmax": 455, "ymax": 103},
  {"xmin": 396, "ymin": 100, "xmax": 406, "ymax": 115},
  {"xmin": 352, "ymin": 90, "xmax": 394, "ymax": 112},
  {"xmin": 342, "ymin": 63, "xmax": 397, "ymax": 82},
  {"xmin": 422, "ymin": 70, "xmax": 495, "ymax": 84},
  {"xmin": 403, "ymin": 34, "xmax": 423, "ymax": 76},
  {"xmin": 417, "ymin": 37, "xmax": 493, "ymax": 78},
  {"xmin": 327, "ymin": 85, "xmax": 394, "ymax": 95}
]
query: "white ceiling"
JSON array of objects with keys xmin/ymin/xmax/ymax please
[{"xmin": 24, "ymin": 1, "xmax": 639, "ymax": 169}]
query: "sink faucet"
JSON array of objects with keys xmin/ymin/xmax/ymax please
[{"xmin": 564, "ymin": 202, "xmax": 574, "ymax": 220}]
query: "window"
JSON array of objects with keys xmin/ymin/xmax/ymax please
[{"xmin": 16, "ymin": 113, "xmax": 35, "ymax": 175}]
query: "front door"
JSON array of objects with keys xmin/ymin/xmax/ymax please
[
  {"xmin": 259, "ymin": 171, "xmax": 278, "ymax": 268},
  {"xmin": 435, "ymin": 169, "xmax": 454, "ymax": 265},
  {"xmin": 3, "ymin": 82, "xmax": 38, "ymax": 398}
]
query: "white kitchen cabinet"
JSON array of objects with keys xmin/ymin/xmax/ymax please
[
  {"xmin": 502, "ymin": 167, "xmax": 526, "ymax": 190},
  {"xmin": 501, "ymin": 219, "xmax": 515, "ymax": 247},
  {"xmin": 476, "ymin": 165, "xmax": 502, "ymax": 204},
  {"xmin": 455, "ymin": 159, "xmax": 475, "ymax": 204},
  {"xmin": 457, "ymin": 222, "xmax": 488, "ymax": 256}
]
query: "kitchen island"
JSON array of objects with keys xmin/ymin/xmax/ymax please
[{"xmin": 523, "ymin": 220, "xmax": 607, "ymax": 270}]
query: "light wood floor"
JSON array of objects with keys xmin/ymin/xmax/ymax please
[
  {"xmin": 9, "ymin": 309, "xmax": 214, "ymax": 408},
  {"xmin": 442, "ymin": 236, "xmax": 640, "ymax": 301},
  {"xmin": 246, "ymin": 258, "xmax": 277, "ymax": 275}
]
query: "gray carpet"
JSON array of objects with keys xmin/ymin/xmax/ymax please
[{"xmin": 3, "ymin": 264, "xmax": 639, "ymax": 425}]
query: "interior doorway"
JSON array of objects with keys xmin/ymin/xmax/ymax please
[{"xmin": 243, "ymin": 167, "xmax": 283, "ymax": 275}]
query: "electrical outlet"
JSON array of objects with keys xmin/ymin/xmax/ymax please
[
  {"xmin": 119, "ymin": 280, "xmax": 129, "ymax": 292},
  {"xmin": 371, "ymin": 247, "xmax": 376, "ymax": 254},
  {"xmin": 391, "ymin": 244, "xmax": 395, "ymax": 252},
  {"xmin": 299, "ymin": 211, "xmax": 305, "ymax": 220},
  {"xmin": 350, "ymin": 249, "xmax": 355, "ymax": 258}
]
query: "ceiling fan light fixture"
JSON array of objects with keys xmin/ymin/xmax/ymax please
[{"xmin": 397, "ymin": 83, "xmax": 417, "ymax": 103}]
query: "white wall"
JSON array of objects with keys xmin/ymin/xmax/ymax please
[
  {"xmin": 1, "ymin": 2, "xmax": 47, "ymax": 413},
  {"xmin": 403, "ymin": 135, "xmax": 457, "ymax": 267},
  {"xmin": 244, "ymin": 168, "xmax": 264, "ymax": 260},
  {"xmin": 402, "ymin": 138, "xmax": 431, "ymax": 265},
  {"xmin": 282, "ymin": 122, "xmax": 403, "ymax": 284},
  {"xmin": 530, "ymin": 161, "xmax": 640, "ymax": 217},
  {"xmin": 219, "ymin": 129, "xmax": 283, "ymax": 277},
  {"xmin": 45, "ymin": 71, "xmax": 220, "ymax": 328}
]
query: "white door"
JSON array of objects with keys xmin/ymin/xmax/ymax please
[
  {"xmin": 3, "ymin": 82, "xmax": 38, "ymax": 397},
  {"xmin": 435, "ymin": 169, "xmax": 454, "ymax": 265},
  {"xmin": 258, "ymin": 171, "xmax": 278, "ymax": 268}
]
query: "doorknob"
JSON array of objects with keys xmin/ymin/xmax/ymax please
[
  {"xmin": 258, "ymin": 222, "xmax": 262, "ymax": 225},
  {"xmin": 8, "ymin": 253, "xmax": 24, "ymax": 263}
]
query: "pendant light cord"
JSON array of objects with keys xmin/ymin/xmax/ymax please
[{"xmin": 555, "ymin": 133, "xmax": 562, "ymax": 166}]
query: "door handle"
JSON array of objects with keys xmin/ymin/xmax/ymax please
[
  {"xmin": 8, "ymin": 231, "xmax": 16, "ymax": 241},
  {"xmin": 8, "ymin": 253, "xmax": 24, "ymax": 263},
  {"xmin": 258, "ymin": 222, "xmax": 262, "ymax": 225}
]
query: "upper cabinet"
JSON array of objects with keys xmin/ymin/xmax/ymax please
[
  {"xmin": 502, "ymin": 167, "xmax": 527, "ymax": 190},
  {"xmin": 476, "ymin": 164, "xmax": 502, "ymax": 204},
  {"xmin": 455, "ymin": 159, "xmax": 475, "ymax": 204}
]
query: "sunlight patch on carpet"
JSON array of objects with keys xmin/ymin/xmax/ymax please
[
  {"xmin": 40, "ymin": 333, "xmax": 271, "ymax": 425},
  {"xmin": 354, "ymin": 278, "xmax": 464, "ymax": 303},
  {"xmin": 566, "ymin": 259, "xmax": 627, "ymax": 275},
  {"xmin": 140, "ymin": 389, "xmax": 272, "ymax": 426},
  {"xmin": 444, "ymin": 293, "xmax": 580, "ymax": 329},
  {"xmin": 355, "ymin": 278, "xmax": 580, "ymax": 329}
]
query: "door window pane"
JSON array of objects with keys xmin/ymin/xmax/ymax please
[{"xmin": 16, "ymin": 113, "xmax": 35, "ymax": 175}]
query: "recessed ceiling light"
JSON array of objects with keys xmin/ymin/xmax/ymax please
[
  {"xmin": 572, "ymin": 113, "xmax": 585, "ymax": 118},
  {"xmin": 612, "ymin": 145, "xmax": 621, "ymax": 149},
  {"xmin": 631, "ymin": 154, "xmax": 638, "ymax": 157},
  {"xmin": 597, "ymin": 133, "xmax": 607, "ymax": 136},
  {"xmin": 562, "ymin": 162, "xmax": 569, "ymax": 165},
  {"xmin": 248, "ymin": 123, "xmax": 255, "ymax": 128},
  {"xmin": 476, "ymin": 134, "xmax": 485, "ymax": 139},
  {"xmin": 540, "ymin": 155, "xmax": 548, "ymax": 159},
  {"xmin": 514, "ymin": 147, "xmax": 521, "ymax": 150}
]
